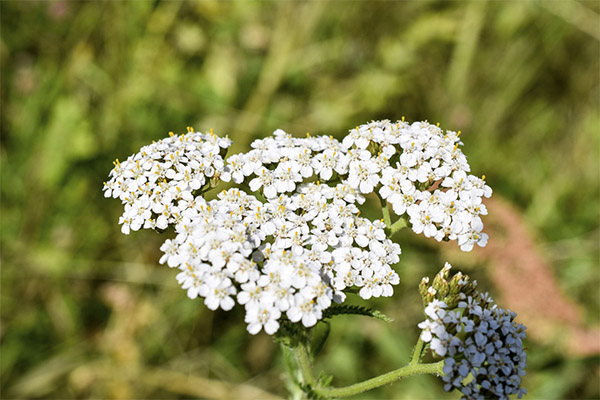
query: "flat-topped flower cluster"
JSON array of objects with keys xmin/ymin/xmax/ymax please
[
  {"xmin": 103, "ymin": 128, "xmax": 231, "ymax": 234},
  {"xmin": 418, "ymin": 264, "xmax": 527, "ymax": 399},
  {"xmin": 104, "ymin": 119, "xmax": 492, "ymax": 335},
  {"xmin": 160, "ymin": 185, "xmax": 401, "ymax": 334}
]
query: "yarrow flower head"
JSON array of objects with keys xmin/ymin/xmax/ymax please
[
  {"xmin": 418, "ymin": 264, "xmax": 527, "ymax": 400},
  {"xmin": 103, "ymin": 127, "xmax": 231, "ymax": 234},
  {"xmin": 104, "ymin": 119, "xmax": 491, "ymax": 336}
]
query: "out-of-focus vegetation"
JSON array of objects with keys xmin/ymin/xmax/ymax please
[{"xmin": 1, "ymin": 1, "xmax": 598, "ymax": 399}]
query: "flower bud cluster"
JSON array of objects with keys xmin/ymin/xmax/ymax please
[
  {"xmin": 418, "ymin": 262, "xmax": 477, "ymax": 308},
  {"xmin": 418, "ymin": 265, "xmax": 527, "ymax": 399},
  {"xmin": 103, "ymin": 128, "xmax": 231, "ymax": 234}
]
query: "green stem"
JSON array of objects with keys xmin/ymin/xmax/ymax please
[
  {"xmin": 390, "ymin": 216, "xmax": 409, "ymax": 235},
  {"xmin": 281, "ymin": 343, "xmax": 300, "ymax": 386},
  {"xmin": 281, "ymin": 343, "xmax": 304, "ymax": 400},
  {"xmin": 314, "ymin": 361, "xmax": 444, "ymax": 398},
  {"xmin": 290, "ymin": 336, "xmax": 444, "ymax": 398},
  {"xmin": 375, "ymin": 191, "xmax": 393, "ymax": 230},
  {"xmin": 381, "ymin": 201, "xmax": 392, "ymax": 229},
  {"xmin": 409, "ymin": 337, "xmax": 424, "ymax": 365},
  {"xmin": 240, "ymin": 182, "xmax": 267, "ymax": 203},
  {"xmin": 294, "ymin": 337, "xmax": 316, "ymax": 388}
]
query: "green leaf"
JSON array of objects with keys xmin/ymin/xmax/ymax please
[
  {"xmin": 322, "ymin": 305, "xmax": 393, "ymax": 322},
  {"xmin": 274, "ymin": 319, "xmax": 305, "ymax": 347}
]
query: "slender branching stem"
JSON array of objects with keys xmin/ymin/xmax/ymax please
[
  {"xmin": 390, "ymin": 216, "xmax": 409, "ymax": 235},
  {"xmin": 375, "ymin": 191, "xmax": 393, "ymax": 230},
  {"xmin": 290, "ymin": 332, "xmax": 444, "ymax": 399},
  {"xmin": 313, "ymin": 361, "xmax": 444, "ymax": 398},
  {"xmin": 381, "ymin": 201, "xmax": 392, "ymax": 230},
  {"xmin": 410, "ymin": 337, "xmax": 425, "ymax": 365},
  {"xmin": 294, "ymin": 337, "xmax": 317, "ymax": 388}
]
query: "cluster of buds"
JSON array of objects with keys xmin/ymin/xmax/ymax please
[
  {"xmin": 418, "ymin": 262, "xmax": 478, "ymax": 308},
  {"xmin": 418, "ymin": 264, "xmax": 527, "ymax": 399}
]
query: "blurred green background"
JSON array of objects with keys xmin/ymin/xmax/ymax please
[{"xmin": 1, "ymin": 1, "xmax": 599, "ymax": 399}]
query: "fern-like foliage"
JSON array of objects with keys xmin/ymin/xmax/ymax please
[
  {"xmin": 275, "ymin": 319, "xmax": 305, "ymax": 347},
  {"xmin": 322, "ymin": 305, "xmax": 393, "ymax": 322}
]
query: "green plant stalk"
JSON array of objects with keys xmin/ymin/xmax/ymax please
[
  {"xmin": 409, "ymin": 337, "xmax": 424, "ymax": 365},
  {"xmin": 314, "ymin": 361, "xmax": 444, "ymax": 398},
  {"xmin": 375, "ymin": 191, "xmax": 409, "ymax": 236},
  {"xmin": 294, "ymin": 338, "xmax": 317, "ymax": 388},
  {"xmin": 282, "ymin": 343, "xmax": 304, "ymax": 400},
  {"xmin": 390, "ymin": 216, "xmax": 409, "ymax": 235},
  {"xmin": 381, "ymin": 201, "xmax": 392, "ymax": 230},
  {"xmin": 375, "ymin": 191, "xmax": 393, "ymax": 230},
  {"xmin": 291, "ymin": 336, "xmax": 444, "ymax": 398},
  {"xmin": 282, "ymin": 343, "xmax": 300, "ymax": 386}
]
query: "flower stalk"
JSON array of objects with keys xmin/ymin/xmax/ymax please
[
  {"xmin": 289, "ymin": 332, "xmax": 444, "ymax": 398},
  {"xmin": 313, "ymin": 361, "xmax": 444, "ymax": 398}
]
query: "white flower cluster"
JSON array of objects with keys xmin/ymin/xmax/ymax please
[
  {"xmin": 160, "ymin": 185, "xmax": 400, "ymax": 335},
  {"xmin": 103, "ymin": 128, "xmax": 231, "ymax": 234},
  {"xmin": 221, "ymin": 121, "xmax": 491, "ymax": 251},
  {"xmin": 365, "ymin": 120, "xmax": 492, "ymax": 252},
  {"xmin": 418, "ymin": 294, "xmax": 527, "ymax": 399},
  {"xmin": 105, "ymin": 119, "xmax": 492, "ymax": 335}
]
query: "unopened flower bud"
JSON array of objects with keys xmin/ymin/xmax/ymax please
[
  {"xmin": 426, "ymin": 286, "xmax": 437, "ymax": 304},
  {"xmin": 437, "ymin": 280, "xmax": 449, "ymax": 299}
]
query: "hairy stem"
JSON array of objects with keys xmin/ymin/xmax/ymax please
[
  {"xmin": 390, "ymin": 215, "xmax": 409, "ymax": 235},
  {"xmin": 290, "ymin": 334, "xmax": 444, "ymax": 398},
  {"xmin": 375, "ymin": 191, "xmax": 393, "ymax": 230},
  {"xmin": 281, "ymin": 343, "xmax": 304, "ymax": 400},
  {"xmin": 294, "ymin": 337, "xmax": 316, "ymax": 388},
  {"xmin": 313, "ymin": 361, "xmax": 444, "ymax": 398},
  {"xmin": 410, "ymin": 337, "xmax": 424, "ymax": 365}
]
